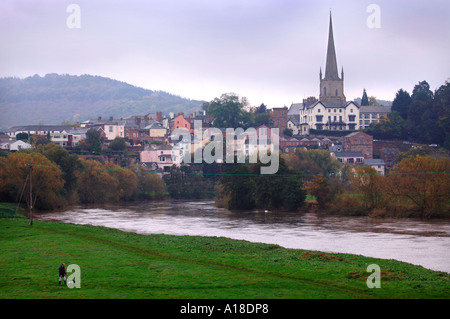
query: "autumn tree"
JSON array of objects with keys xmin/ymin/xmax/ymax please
[
  {"xmin": 75, "ymin": 159, "xmax": 119, "ymax": 203},
  {"xmin": 104, "ymin": 161, "xmax": 138, "ymax": 201},
  {"xmin": 0, "ymin": 152, "xmax": 65, "ymax": 210},
  {"xmin": 132, "ymin": 165, "xmax": 167, "ymax": 200},
  {"xmin": 350, "ymin": 166, "xmax": 384, "ymax": 211},
  {"xmin": 283, "ymin": 149, "xmax": 341, "ymax": 181},
  {"xmin": 305, "ymin": 175, "xmax": 342, "ymax": 209},
  {"xmin": 385, "ymin": 155, "xmax": 450, "ymax": 217},
  {"xmin": 37, "ymin": 143, "xmax": 81, "ymax": 199}
]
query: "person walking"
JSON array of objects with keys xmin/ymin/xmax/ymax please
[{"xmin": 59, "ymin": 263, "xmax": 66, "ymax": 285}]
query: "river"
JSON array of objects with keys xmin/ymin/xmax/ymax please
[{"xmin": 36, "ymin": 200, "xmax": 450, "ymax": 273}]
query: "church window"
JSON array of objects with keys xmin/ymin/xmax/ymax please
[
  {"xmin": 336, "ymin": 89, "xmax": 338, "ymax": 96},
  {"xmin": 324, "ymin": 87, "xmax": 327, "ymax": 95}
]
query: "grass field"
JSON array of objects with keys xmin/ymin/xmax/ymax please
[{"xmin": 0, "ymin": 212, "xmax": 449, "ymax": 299}]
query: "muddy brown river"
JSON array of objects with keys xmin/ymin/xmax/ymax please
[{"xmin": 36, "ymin": 200, "xmax": 450, "ymax": 273}]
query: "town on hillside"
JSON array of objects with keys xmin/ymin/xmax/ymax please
[{"xmin": 2, "ymin": 14, "xmax": 445, "ymax": 176}]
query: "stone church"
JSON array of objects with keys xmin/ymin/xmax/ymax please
[{"xmin": 288, "ymin": 14, "xmax": 360, "ymax": 136}]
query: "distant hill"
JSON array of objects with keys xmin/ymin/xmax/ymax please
[{"xmin": 0, "ymin": 74, "xmax": 204, "ymax": 130}]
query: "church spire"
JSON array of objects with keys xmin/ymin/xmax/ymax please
[
  {"xmin": 319, "ymin": 12, "xmax": 345, "ymax": 104},
  {"xmin": 324, "ymin": 12, "xmax": 339, "ymax": 80}
]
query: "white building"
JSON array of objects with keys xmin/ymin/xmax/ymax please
[
  {"xmin": 359, "ymin": 106, "xmax": 392, "ymax": 129},
  {"xmin": 80, "ymin": 117, "xmax": 125, "ymax": 141},
  {"xmin": 0, "ymin": 140, "xmax": 32, "ymax": 151},
  {"xmin": 364, "ymin": 158, "xmax": 386, "ymax": 175}
]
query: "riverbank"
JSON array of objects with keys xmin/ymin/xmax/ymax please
[{"xmin": 1, "ymin": 217, "xmax": 449, "ymax": 299}]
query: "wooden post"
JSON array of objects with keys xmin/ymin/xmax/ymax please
[{"xmin": 29, "ymin": 165, "xmax": 33, "ymax": 226}]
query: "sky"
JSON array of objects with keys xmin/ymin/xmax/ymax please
[{"xmin": 1, "ymin": 0, "xmax": 449, "ymax": 109}]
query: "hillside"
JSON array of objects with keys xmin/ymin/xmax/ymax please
[{"xmin": 0, "ymin": 74, "xmax": 204, "ymax": 130}]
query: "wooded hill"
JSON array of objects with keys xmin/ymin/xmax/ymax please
[{"xmin": 0, "ymin": 74, "xmax": 204, "ymax": 129}]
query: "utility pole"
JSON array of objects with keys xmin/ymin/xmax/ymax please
[{"xmin": 25, "ymin": 164, "xmax": 37, "ymax": 226}]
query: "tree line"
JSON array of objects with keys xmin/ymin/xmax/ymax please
[
  {"xmin": 0, "ymin": 143, "xmax": 167, "ymax": 210},
  {"xmin": 365, "ymin": 80, "xmax": 450, "ymax": 149},
  {"xmin": 304, "ymin": 154, "xmax": 449, "ymax": 218}
]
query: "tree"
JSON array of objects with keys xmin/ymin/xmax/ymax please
[
  {"xmin": 104, "ymin": 161, "xmax": 138, "ymax": 201},
  {"xmin": 283, "ymin": 149, "xmax": 341, "ymax": 181},
  {"xmin": 385, "ymin": 155, "xmax": 450, "ymax": 217},
  {"xmin": 392, "ymin": 89, "xmax": 412, "ymax": 120},
  {"xmin": 132, "ymin": 165, "xmax": 166, "ymax": 200},
  {"xmin": 255, "ymin": 103, "xmax": 267, "ymax": 114},
  {"xmin": 16, "ymin": 132, "xmax": 29, "ymax": 141},
  {"xmin": 305, "ymin": 175, "xmax": 341, "ymax": 209},
  {"xmin": 369, "ymin": 96, "xmax": 379, "ymax": 106},
  {"xmin": 218, "ymin": 157, "xmax": 307, "ymax": 211},
  {"xmin": 433, "ymin": 81, "xmax": 450, "ymax": 149},
  {"xmin": 75, "ymin": 159, "xmax": 119, "ymax": 203},
  {"xmin": 411, "ymin": 80, "xmax": 433, "ymax": 103},
  {"xmin": 350, "ymin": 166, "xmax": 384, "ymax": 210},
  {"xmin": 366, "ymin": 111, "xmax": 405, "ymax": 139},
  {"xmin": 37, "ymin": 143, "xmax": 81, "ymax": 197},
  {"xmin": 208, "ymin": 93, "xmax": 251, "ymax": 128},
  {"xmin": 85, "ymin": 128, "xmax": 103, "ymax": 154},
  {"xmin": 109, "ymin": 137, "xmax": 126, "ymax": 152},
  {"xmin": 283, "ymin": 128, "xmax": 293, "ymax": 137},
  {"xmin": 281, "ymin": 175, "xmax": 307, "ymax": 210},
  {"xmin": 361, "ymin": 89, "xmax": 369, "ymax": 106},
  {"xmin": 0, "ymin": 152, "xmax": 65, "ymax": 210},
  {"xmin": 218, "ymin": 164, "xmax": 255, "ymax": 210}
]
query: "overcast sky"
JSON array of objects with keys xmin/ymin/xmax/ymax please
[{"xmin": 1, "ymin": 0, "xmax": 449, "ymax": 108}]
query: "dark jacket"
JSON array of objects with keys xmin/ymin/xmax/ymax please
[{"xmin": 59, "ymin": 264, "xmax": 66, "ymax": 276}]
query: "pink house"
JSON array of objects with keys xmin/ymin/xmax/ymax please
[{"xmin": 140, "ymin": 145, "xmax": 182, "ymax": 170}]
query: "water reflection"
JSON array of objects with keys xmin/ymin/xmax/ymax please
[{"xmin": 37, "ymin": 200, "xmax": 450, "ymax": 273}]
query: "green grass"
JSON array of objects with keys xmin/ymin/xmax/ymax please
[{"xmin": 0, "ymin": 218, "xmax": 449, "ymax": 299}]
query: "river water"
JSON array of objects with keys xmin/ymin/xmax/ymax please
[{"xmin": 36, "ymin": 200, "xmax": 450, "ymax": 273}]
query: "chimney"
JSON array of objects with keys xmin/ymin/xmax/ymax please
[
  {"xmin": 98, "ymin": 116, "xmax": 102, "ymax": 120},
  {"xmin": 110, "ymin": 116, "xmax": 113, "ymax": 121}
]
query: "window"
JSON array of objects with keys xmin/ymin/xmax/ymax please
[
  {"xmin": 318, "ymin": 108, "xmax": 321, "ymax": 113},
  {"xmin": 349, "ymin": 115, "xmax": 356, "ymax": 122},
  {"xmin": 339, "ymin": 109, "xmax": 342, "ymax": 113},
  {"xmin": 336, "ymin": 89, "xmax": 338, "ymax": 96},
  {"xmin": 316, "ymin": 115, "xmax": 323, "ymax": 122},
  {"xmin": 109, "ymin": 126, "xmax": 113, "ymax": 132},
  {"xmin": 350, "ymin": 109, "xmax": 353, "ymax": 113},
  {"xmin": 324, "ymin": 87, "xmax": 327, "ymax": 95},
  {"xmin": 360, "ymin": 138, "xmax": 364, "ymax": 144}
]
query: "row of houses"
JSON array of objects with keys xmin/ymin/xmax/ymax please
[{"xmin": 285, "ymin": 102, "xmax": 391, "ymax": 136}]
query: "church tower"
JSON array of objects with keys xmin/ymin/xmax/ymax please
[{"xmin": 319, "ymin": 13, "xmax": 346, "ymax": 104}]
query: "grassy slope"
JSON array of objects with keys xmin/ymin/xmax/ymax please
[{"xmin": 0, "ymin": 217, "xmax": 449, "ymax": 299}]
